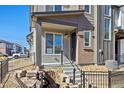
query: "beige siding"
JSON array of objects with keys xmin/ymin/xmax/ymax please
[
  {"xmin": 0, "ymin": 48, "xmax": 6, "ymax": 54},
  {"xmin": 62, "ymin": 5, "xmax": 79, "ymax": 11},
  {"xmin": 84, "ymin": 6, "xmax": 94, "ymax": 26},
  {"xmin": 31, "ymin": 5, "xmax": 83, "ymax": 13},
  {"xmin": 33, "ymin": 5, "xmax": 45, "ymax": 12},
  {"xmin": 77, "ymin": 32, "xmax": 94, "ymax": 65}
]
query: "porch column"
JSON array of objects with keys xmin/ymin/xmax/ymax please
[
  {"xmin": 33, "ymin": 21, "xmax": 42, "ymax": 68},
  {"xmin": 93, "ymin": 5, "xmax": 98, "ymax": 65},
  {"xmin": 113, "ymin": 32, "xmax": 116, "ymax": 60},
  {"xmin": 76, "ymin": 30, "xmax": 79, "ymax": 65}
]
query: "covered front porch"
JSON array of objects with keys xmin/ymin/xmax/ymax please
[
  {"xmin": 29, "ymin": 10, "xmax": 94, "ymax": 67},
  {"xmin": 41, "ymin": 21, "xmax": 77, "ymax": 66}
]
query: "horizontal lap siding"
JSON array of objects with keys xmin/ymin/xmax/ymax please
[
  {"xmin": 103, "ymin": 41, "xmax": 113, "ymax": 61},
  {"xmin": 78, "ymin": 36, "xmax": 94, "ymax": 65},
  {"xmin": 78, "ymin": 7, "xmax": 95, "ymax": 64},
  {"xmin": 97, "ymin": 6, "xmax": 114, "ymax": 64}
]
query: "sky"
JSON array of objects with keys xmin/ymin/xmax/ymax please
[{"xmin": 0, "ymin": 5, "xmax": 29, "ymax": 48}]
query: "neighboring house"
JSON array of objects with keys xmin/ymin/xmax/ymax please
[
  {"xmin": 12, "ymin": 43, "xmax": 22, "ymax": 54},
  {"xmin": 0, "ymin": 40, "xmax": 13, "ymax": 56},
  {"xmin": 27, "ymin": 5, "xmax": 124, "ymax": 67},
  {"xmin": 0, "ymin": 39, "xmax": 28, "ymax": 56}
]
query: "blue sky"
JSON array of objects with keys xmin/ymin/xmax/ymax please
[{"xmin": 0, "ymin": 5, "xmax": 29, "ymax": 48}]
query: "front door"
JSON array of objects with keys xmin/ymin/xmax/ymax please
[
  {"xmin": 71, "ymin": 32, "xmax": 76, "ymax": 62},
  {"xmin": 117, "ymin": 39, "xmax": 124, "ymax": 64}
]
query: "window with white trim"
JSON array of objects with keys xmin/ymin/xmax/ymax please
[
  {"xmin": 84, "ymin": 31, "xmax": 91, "ymax": 47},
  {"xmin": 45, "ymin": 5, "xmax": 54, "ymax": 12},
  {"xmin": 45, "ymin": 5, "xmax": 62, "ymax": 12},
  {"xmin": 46, "ymin": 33, "xmax": 53, "ymax": 54},
  {"xmin": 103, "ymin": 5, "xmax": 111, "ymax": 40},
  {"xmin": 104, "ymin": 18, "xmax": 111, "ymax": 40},
  {"xmin": 55, "ymin": 5, "xmax": 62, "ymax": 11},
  {"xmin": 104, "ymin": 5, "xmax": 111, "ymax": 16},
  {"xmin": 45, "ymin": 33, "xmax": 63, "ymax": 54},
  {"xmin": 84, "ymin": 5, "xmax": 91, "ymax": 14}
]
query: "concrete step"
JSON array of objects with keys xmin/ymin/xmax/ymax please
[
  {"xmin": 62, "ymin": 63, "xmax": 73, "ymax": 66},
  {"xmin": 70, "ymin": 74, "xmax": 81, "ymax": 79},
  {"xmin": 64, "ymin": 69, "xmax": 80, "ymax": 73},
  {"xmin": 64, "ymin": 71, "xmax": 81, "ymax": 78}
]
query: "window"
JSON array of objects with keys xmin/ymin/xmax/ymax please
[
  {"xmin": 104, "ymin": 18, "xmax": 111, "ymax": 40},
  {"xmin": 84, "ymin": 5, "xmax": 91, "ymax": 14},
  {"xmin": 55, "ymin": 5, "xmax": 62, "ymax": 12},
  {"xmin": 45, "ymin": 33, "xmax": 63, "ymax": 54},
  {"xmin": 103, "ymin": 5, "xmax": 111, "ymax": 40},
  {"xmin": 84, "ymin": 31, "xmax": 91, "ymax": 47},
  {"xmin": 46, "ymin": 33, "xmax": 53, "ymax": 54},
  {"xmin": 104, "ymin": 5, "xmax": 111, "ymax": 16},
  {"xmin": 55, "ymin": 35, "xmax": 62, "ymax": 54},
  {"xmin": 45, "ymin": 5, "xmax": 54, "ymax": 12},
  {"xmin": 0, "ymin": 43, "xmax": 4, "ymax": 48},
  {"xmin": 45, "ymin": 5, "xmax": 62, "ymax": 12}
]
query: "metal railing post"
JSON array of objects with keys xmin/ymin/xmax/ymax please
[
  {"xmin": 61, "ymin": 50, "xmax": 63, "ymax": 65},
  {"xmin": 80, "ymin": 70, "xmax": 83, "ymax": 88},
  {"xmin": 83, "ymin": 71, "xmax": 85, "ymax": 88},
  {"xmin": 108, "ymin": 71, "xmax": 111, "ymax": 88},
  {"xmin": 73, "ymin": 68, "xmax": 76, "ymax": 84},
  {"xmin": 0, "ymin": 61, "xmax": 2, "ymax": 83}
]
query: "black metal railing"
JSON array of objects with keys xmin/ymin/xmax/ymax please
[
  {"xmin": 65, "ymin": 55, "xmax": 76, "ymax": 84},
  {"xmin": 61, "ymin": 50, "xmax": 63, "ymax": 65},
  {"xmin": 74, "ymin": 64, "xmax": 84, "ymax": 87},
  {"xmin": 80, "ymin": 71, "xmax": 109, "ymax": 88},
  {"xmin": 80, "ymin": 70, "xmax": 124, "ymax": 88},
  {"xmin": 0, "ymin": 60, "xmax": 8, "ymax": 83},
  {"xmin": 61, "ymin": 50, "xmax": 76, "ymax": 84}
]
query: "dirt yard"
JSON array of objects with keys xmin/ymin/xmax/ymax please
[
  {"xmin": 0, "ymin": 56, "xmax": 8, "ymax": 61},
  {"xmin": 81, "ymin": 64, "xmax": 124, "ymax": 71},
  {"xmin": 3, "ymin": 58, "xmax": 36, "ymax": 88},
  {"xmin": 3, "ymin": 57, "xmax": 124, "ymax": 88},
  {"xmin": 81, "ymin": 65, "xmax": 109, "ymax": 71}
]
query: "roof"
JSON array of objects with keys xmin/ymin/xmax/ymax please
[
  {"xmin": 31, "ymin": 10, "xmax": 84, "ymax": 18},
  {"xmin": 0, "ymin": 39, "xmax": 26, "ymax": 48},
  {"xmin": 0, "ymin": 39, "xmax": 12, "ymax": 44}
]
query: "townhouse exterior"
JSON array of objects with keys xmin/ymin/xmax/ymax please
[
  {"xmin": 0, "ymin": 40, "xmax": 13, "ymax": 56},
  {"xmin": 27, "ymin": 5, "xmax": 124, "ymax": 67},
  {"xmin": 0, "ymin": 39, "xmax": 28, "ymax": 56}
]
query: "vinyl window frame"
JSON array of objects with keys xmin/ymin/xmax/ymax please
[
  {"xmin": 45, "ymin": 32, "xmax": 63, "ymax": 55},
  {"xmin": 103, "ymin": 5, "xmax": 112, "ymax": 41},
  {"xmin": 84, "ymin": 5, "xmax": 92, "ymax": 14},
  {"xmin": 83, "ymin": 31, "xmax": 91, "ymax": 48}
]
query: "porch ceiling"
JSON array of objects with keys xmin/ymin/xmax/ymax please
[
  {"xmin": 42, "ymin": 22, "xmax": 77, "ymax": 32},
  {"xmin": 116, "ymin": 30, "xmax": 124, "ymax": 39}
]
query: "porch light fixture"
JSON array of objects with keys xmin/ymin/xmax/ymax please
[
  {"xmin": 99, "ymin": 49, "xmax": 102, "ymax": 53},
  {"xmin": 114, "ymin": 28, "xmax": 119, "ymax": 33}
]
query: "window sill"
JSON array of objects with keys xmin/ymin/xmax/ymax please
[
  {"xmin": 83, "ymin": 47, "xmax": 93, "ymax": 51},
  {"xmin": 103, "ymin": 39, "xmax": 112, "ymax": 41},
  {"xmin": 45, "ymin": 54, "xmax": 61, "ymax": 56}
]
